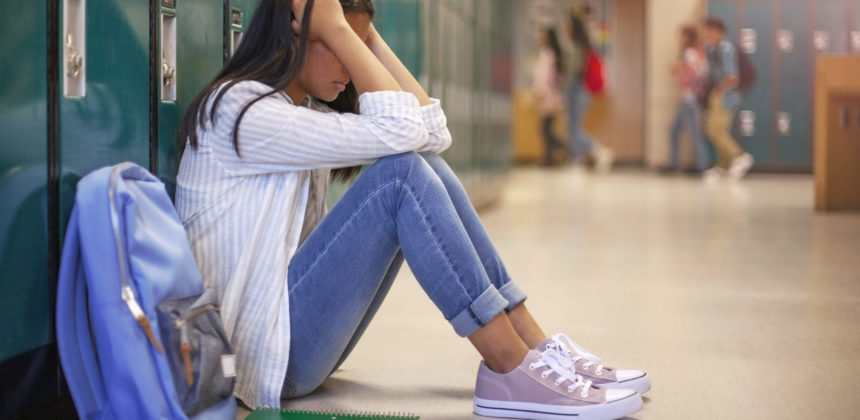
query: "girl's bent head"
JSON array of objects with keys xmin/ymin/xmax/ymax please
[
  {"xmin": 296, "ymin": 1, "xmax": 374, "ymax": 102},
  {"xmin": 178, "ymin": 0, "xmax": 376, "ymax": 155}
]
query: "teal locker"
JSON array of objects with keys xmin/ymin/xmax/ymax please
[
  {"xmin": 0, "ymin": 0, "xmax": 51, "ymax": 363},
  {"xmin": 157, "ymin": 0, "xmax": 224, "ymax": 197},
  {"xmin": 59, "ymin": 0, "xmax": 151, "ymax": 227},
  {"xmin": 739, "ymin": 2, "xmax": 774, "ymax": 167},
  {"xmin": 376, "ymin": 0, "xmax": 422, "ymax": 76},
  {"xmin": 776, "ymin": 2, "xmax": 812, "ymax": 167},
  {"xmin": 812, "ymin": 0, "xmax": 848, "ymax": 54},
  {"xmin": 708, "ymin": 2, "xmax": 738, "ymax": 40},
  {"xmin": 815, "ymin": 1, "xmax": 847, "ymax": 54}
]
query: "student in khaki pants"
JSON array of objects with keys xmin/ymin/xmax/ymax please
[
  {"xmin": 706, "ymin": 93, "xmax": 744, "ymax": 169},
  {"xmin": 703, "ymin": 18, "xmax": 753, "ymax": 181}
]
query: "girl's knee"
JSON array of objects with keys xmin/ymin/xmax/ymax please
[{"xmin": 372, "ymin": 152, "xmax": 439, "ymax": 185}]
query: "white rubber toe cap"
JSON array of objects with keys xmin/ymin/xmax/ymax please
[
  {"xmin": 605, "ymin": 387, "xmax": 637, "ymax": 403},
  {"xmin": 616, "ymin": 369, "xmax": 646, "ymax": 382}
]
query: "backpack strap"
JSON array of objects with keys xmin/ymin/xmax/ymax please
[
  {"xmin": 109, "ymin": 163, "xmax": 164, "ymax": 353},
  {"xmin": 57, "ymin": 206, "xmax": 109, "ymax": 420}
]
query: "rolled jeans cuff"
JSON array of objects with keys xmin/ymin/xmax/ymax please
[
  {"xmin": 499, "ymin": 282, "xmax": 527, "ymax": 311},
  {"xmin": 449, "ymin": 285, "xmax": 509, "ymax": 337}
]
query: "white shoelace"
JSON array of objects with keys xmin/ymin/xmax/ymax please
[
  {"xmin": 552, "ymin": 333, "xmax": 605, "ymax": 375},
  {"xmin": 529, "ymin": 344, "xmax": 593, "ymax": 398}
]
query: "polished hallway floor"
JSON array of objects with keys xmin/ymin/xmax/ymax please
[{"xmin": 241, "ymin": 167, "xmax": 860, "ymax": 419}]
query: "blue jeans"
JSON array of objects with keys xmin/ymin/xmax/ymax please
[
  {"xmin": 282, "ymin": 152, "xmax": 527, "ymax": 398},
  {"xmin": 565, "ymin": 82, "xmax": 595, "ymax": 162},
  {"xmin": 668, "ymin": 100, "xmax": 710, "ymax": 171}
]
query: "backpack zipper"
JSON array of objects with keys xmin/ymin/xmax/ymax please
[
  {"xmin": 109, "ymin": 162, "xmax": 164, "ymax": 354},
  {"xmin": 174, "ymin": 304, "xmax": 221, "ymax": 386}
]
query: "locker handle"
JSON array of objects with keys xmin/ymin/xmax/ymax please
[
  {"xmin": 162, "ymin": 57, "xmax": 175, "ymax": 87},
  {"xmin": 160, "ymin": 12, "xmax": 177, "ymax": 102},
  {"xmin": 839, "ymin": 107, "xmax": 849, "ymax": 129},
  {"xmin": 63, "ymin": 0, "xmax": 86, "ymax": 98},
  {"xmin": 66, "ymin": 34, "xmax": 83, "ymax": 78}
]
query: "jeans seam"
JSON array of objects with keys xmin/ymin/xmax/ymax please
[{"xmin": 400, "ymin": 180, "xmax": 476, "ymax": 311}]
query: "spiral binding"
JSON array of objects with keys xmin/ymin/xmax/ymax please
[{"xmin": 250, "ymin": 408, "xmax": 419, "ymax": 419}]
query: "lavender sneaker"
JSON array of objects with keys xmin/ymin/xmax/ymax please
[
  {"xmin": 541, "ymin": 334, "xmax": 651, "ymax": 394},
  {"xmin": 474, "ymin": 348, "xmax": 642, "ymax": 419}
]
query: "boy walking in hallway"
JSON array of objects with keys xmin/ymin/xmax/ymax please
[{"xmin": 703, "ymin": 18, "xmax": 754, "ymax": 181}]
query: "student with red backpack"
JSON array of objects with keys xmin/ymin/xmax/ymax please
[
  {"xmin": 702, "ymin": 18, "xmax": 754, "ymax": 181},
  {"xmin": 560, "ymin": 13, "xmax": 614, "ymax": 171}
]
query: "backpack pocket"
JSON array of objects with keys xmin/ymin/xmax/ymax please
[{"xmin": 157, "ymin": 289, "xmax": 236, "ymax": 417}]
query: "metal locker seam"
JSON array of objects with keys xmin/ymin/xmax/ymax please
[
  {"xmin": 47, "ymin": 0, "xmax": 62, "ymax": 353},
  {"xmin": 150, "ymin": 0, "xmax": 159, "ymax": 174}
]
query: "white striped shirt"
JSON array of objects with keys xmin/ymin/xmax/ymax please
[{"xmin": 175, "ymin": 80, "xmax": 451, "ymax": 408}]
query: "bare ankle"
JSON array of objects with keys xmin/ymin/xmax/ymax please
[
  {"xmin": 507, "ymin": 303, "xmax": 547, "ymax": 349},
  {"xmin": 468, "ymin": 313, "xmax": 530, "ymax": 374},
  {"xmin": 484, "ymin": 348, "xmax": 528, "ymax": 374}
]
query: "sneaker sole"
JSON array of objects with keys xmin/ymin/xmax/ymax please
[
  {"xmin": 474, "ymin": 393, "xmax": 643, "ymax": 420},
  {"xmin": 597, "ymin": 373, "xmax": 651, "ymax": 394}
]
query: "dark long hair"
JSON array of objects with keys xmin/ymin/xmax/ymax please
[
  {"xmin": 568, "ymin": 14, "xmax": 593, "ymax": 54},
  {"xmin": 680, "ymin": 25, "xmax": 699, "ymax": 50},
  {"xmin": 544, "ymin": 28, "xmax": 563, "ymax": 75},
  {"xmin": 178, "ymin": 0, "xmax": 314, "ymax": 155}
]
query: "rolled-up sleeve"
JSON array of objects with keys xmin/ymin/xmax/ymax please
[
  {"xmin": 418, "ymin": 98, "xmax": 452, "ymax": 154},
  {"xmin": 209, "ymin": 81, "xmax": 430, "ymax": 175}
]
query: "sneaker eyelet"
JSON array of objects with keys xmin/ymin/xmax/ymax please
[
  {"xmin": 528, "ymin": 363, "xmax": 536, "ymax": 371},
  {"xmin": 541, "ymin": 372, "xmax": 550, "ymax": 379}
]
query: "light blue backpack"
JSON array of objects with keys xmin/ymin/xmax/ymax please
[{"xmin": 57, "ymin": 162, "xmax": 237, "ymax": 419}]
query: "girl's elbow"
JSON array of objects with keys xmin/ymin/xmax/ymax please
[
  {"xmin": 395, "ymin": 123, "xmax": 430, "ymax": 152},
  {"xmin": 434, "ymin": 131, "xmax": 452, "ymax": 153}
]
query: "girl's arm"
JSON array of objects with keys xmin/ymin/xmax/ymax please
[
  {"xmin": 364, "ymin": 24, "xmax": 451, "ymax": 153},
  {"xmin": 364, "ymin": 24, "xmax": 432, "ymax": 106},
  {"xmin": 293, "ymin": 0, "xmax": 402, "ymax": 96}
]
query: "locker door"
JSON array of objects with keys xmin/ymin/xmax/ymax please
[
  {"xmin": 708, "ymin": 1, "xmax": 738, "ymax": 39},
  {"xmin": 59, "ymin": 0, "xmax": 151, "ymax": 226},
  {"xmin": 0, "ymin": 0, "xmax": 50, "ymax": 366},
  {"xmin": 376, "ymin": 0, "xmax": 423, "ymax": 76},
  {"xmin": 815, "ymin": 0, "xmax": 847, "ymax": 54},
  {"xmin": 738, "ymin": 2, "xmax": 774, "ymax": 167},
  {"xmin": 156, "ymin": 0, "xmax": 224, "ymax": 197},
  {"xmin": 775, "ymin": 2, "xmax": 812, "ymax": 167}
]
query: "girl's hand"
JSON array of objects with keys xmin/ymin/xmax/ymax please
[{"xmin": 291, "ymin": 0, "xmax": 350, "ymax": 43}]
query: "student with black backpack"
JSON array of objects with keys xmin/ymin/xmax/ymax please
[{"xmin": 702, "ymin": 18, "xmax": 754, "ymax": 181}]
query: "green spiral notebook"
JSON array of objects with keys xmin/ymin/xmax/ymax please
[{"xmin": 246, "ymin": 409, "xmax": 419, "ymax": 420}]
